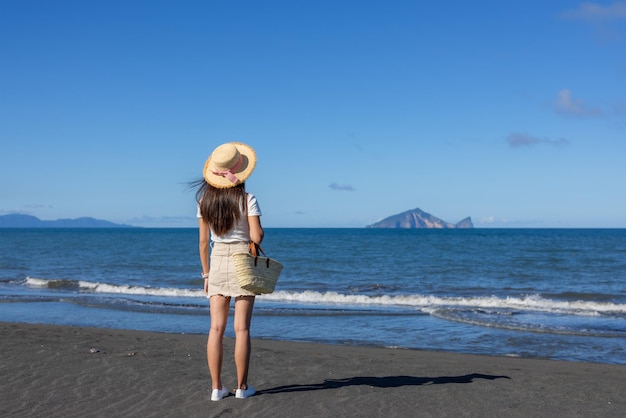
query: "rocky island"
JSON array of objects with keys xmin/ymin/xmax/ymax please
[{"xmin": 367, "ymin": 208, "xmax": 473, "ymax": 229}]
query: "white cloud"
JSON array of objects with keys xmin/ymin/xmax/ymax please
[
  {"xmin": 126, "ymin": 215, "xmax": 196, "ymax": 227},
  {"xmin": 554, "ymin": 89, "xmax": 603, "ymax": 117},
  {"xmin": 1, "ymin": 204, "xmax": 53, "ymax": 215},
  {"xmin": 561, "ymin": 2, "xmax": 626, "ymax": 42},
  {"xmin": 477, "ymin": 216, "xmax": 546, "ymax": 227},
  {"xmin": 507, "ymin": 133, "xmax": 569, "ymax": 148},
  {"xmin": 561, "ymin": 2, "xmax": 626, "ymax": 22},
  {"xmin": 329, "ymin": 183, "xmax": 356, "ymax": 191}
]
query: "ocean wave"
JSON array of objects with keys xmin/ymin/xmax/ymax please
[
  {"xmin": 263, "ymin": 290, "xmax": 626, "ymax": 316},
  {"xmin": 428, "ymin": 308, "xmax": 626, "ymax": 338},
  {"xmin": 25, "ymin": 277, "xmax": 202, "ymax": 298},
  {"xmin": 25, "ymin": 277, "xmax": 82, "ymax": 289},
  {"xmin": 24, "ymin": 277, "xmax": 626, "ymax": 317}
]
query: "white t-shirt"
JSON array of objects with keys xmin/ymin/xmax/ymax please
[{"xmin": 196, "ymin": 193, "xmax": 262, "ymax": 243}]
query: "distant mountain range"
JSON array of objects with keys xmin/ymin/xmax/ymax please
[
  {"xmin": 0, "ymin": 214, "xmax": 135, "ymax": 228},
  {"xmin": 1, "ymin": 211, "xmax": 471, "ymax": 229},
  {"xmin": 367, "ymin": 208, "xmax": 473, "ymax": 229}
]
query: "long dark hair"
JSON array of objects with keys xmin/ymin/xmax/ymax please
[{"xmin": 194, "ymin": 180, "xmax": 246, "ymax": 236}]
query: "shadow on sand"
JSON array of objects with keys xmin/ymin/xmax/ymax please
[{"xmin": 259, "ymin": 373, "xmax": 511, "ymax": 395}]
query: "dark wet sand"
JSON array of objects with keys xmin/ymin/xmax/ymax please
[{"xmin": 1, "ymin": 322, "xmax": 624, "ymax": 417}]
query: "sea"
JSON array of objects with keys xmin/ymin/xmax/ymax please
[{"xmin": 1, "ymin": 228, "xmax": 625, "ymax": 364}]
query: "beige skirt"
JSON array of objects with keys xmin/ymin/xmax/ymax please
[{"xmin": 207, "ymin": 241, "xmax": 256, "ymax": 298}]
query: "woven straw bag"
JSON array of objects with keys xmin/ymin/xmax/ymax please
[{"xmin": 233, "ymin": 243, "xmax": 283, "ymax": 294}]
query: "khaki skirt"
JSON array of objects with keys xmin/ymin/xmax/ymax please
[{"xmin": 207, "ymin": 241, "xmax": 256, "ymax": 298}]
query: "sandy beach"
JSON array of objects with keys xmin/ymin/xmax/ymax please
[{"xmin": 1, "ymin": 321, "xmax": 624, "ymax": 417}]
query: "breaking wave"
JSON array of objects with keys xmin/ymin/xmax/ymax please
[{"xmin": 25, "ymin": 277, "xmax": 625, "ymax": 317}]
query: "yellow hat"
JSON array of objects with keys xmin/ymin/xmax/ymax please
[{"xmin": 203, "ymin": 142, "xmax": 257, "ymax": 188}]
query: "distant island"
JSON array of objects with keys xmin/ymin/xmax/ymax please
[
  {"xmin": 0, "ymin": 214, "xmax": 135, "ymax": 228},
  {"xmin": 367, "ymin": 208, "xmax": 473, "ymax": 229}
]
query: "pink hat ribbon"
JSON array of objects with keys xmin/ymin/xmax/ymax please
[{"xmin": 212, "ymin": 155, "xmax": 243, "ymax": 184}]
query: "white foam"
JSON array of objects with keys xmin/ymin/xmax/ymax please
[
  {"xmin": 26, "ymin": 277, "xmax": 203, "ymax": 298},
  {"xmin": 25, "ymin": 277, "xmax": 50, "ymax": 287},
  {"xmin": 86, "ymin": 282, "xmax": 202, "ymax": 298},
  {"xmin": 260, "ymin": 290, "xmax": 626, "ymax": 315},
  {"xmin": 24, "ymin": 277, "xmax": 626, "ymax": 316}
]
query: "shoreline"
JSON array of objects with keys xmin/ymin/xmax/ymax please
[{"xmin": 2, "ymin": 321, "xmax": 625, "ymax": 417}]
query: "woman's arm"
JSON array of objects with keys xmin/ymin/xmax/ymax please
[
  {"xmin": 198, "ymin": 218, "xmax": 210, "ymax": 293},
  {"xmin": 248, "ymin": 215, "xmax": 264, "ymax": 245}
]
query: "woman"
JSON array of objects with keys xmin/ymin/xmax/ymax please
[{"xmin": 195, "ymin": 142, "xmax": 264, "ymax": 401}]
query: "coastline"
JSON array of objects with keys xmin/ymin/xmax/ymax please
[
  {"xmin": 3, "ymin": 228, "xmax": 625, "ymax": 365},
  {"xmin": 1, "ymin": 322, "xmax": 624, "ymax": 417}
]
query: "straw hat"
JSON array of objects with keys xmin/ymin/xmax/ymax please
[{"xmin": 203, "ymin": 142, "xmax": 257, "ymax": 188}]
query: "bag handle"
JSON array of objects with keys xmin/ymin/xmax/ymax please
[
  {"xmin": 245, "ymin": 193, "xmax": 264, "ymax": 257},
  {"xmin": 248, "ymin": 242, "xmax": 266, "ymax": 257}
]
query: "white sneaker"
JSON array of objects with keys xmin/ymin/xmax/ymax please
[
  {"xmin": 211, "ymin": 386, "xmax": 230, "ymax": 401},
  {"xmin": 235, "ymin": 385, "xmax": 256, "ymax": 399}
]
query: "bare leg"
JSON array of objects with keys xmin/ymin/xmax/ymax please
[
  {"xmin": 233, "ymin": 296, "xmax": 255, "ymax": 389},
  {"xmin": 208, "ymin": 295, "xmax": 230, "ymax": 390}
]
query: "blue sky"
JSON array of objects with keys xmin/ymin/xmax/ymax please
[{"xmin": 1, "ymin": 1, "xmax": 625, "ymax": 228}]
